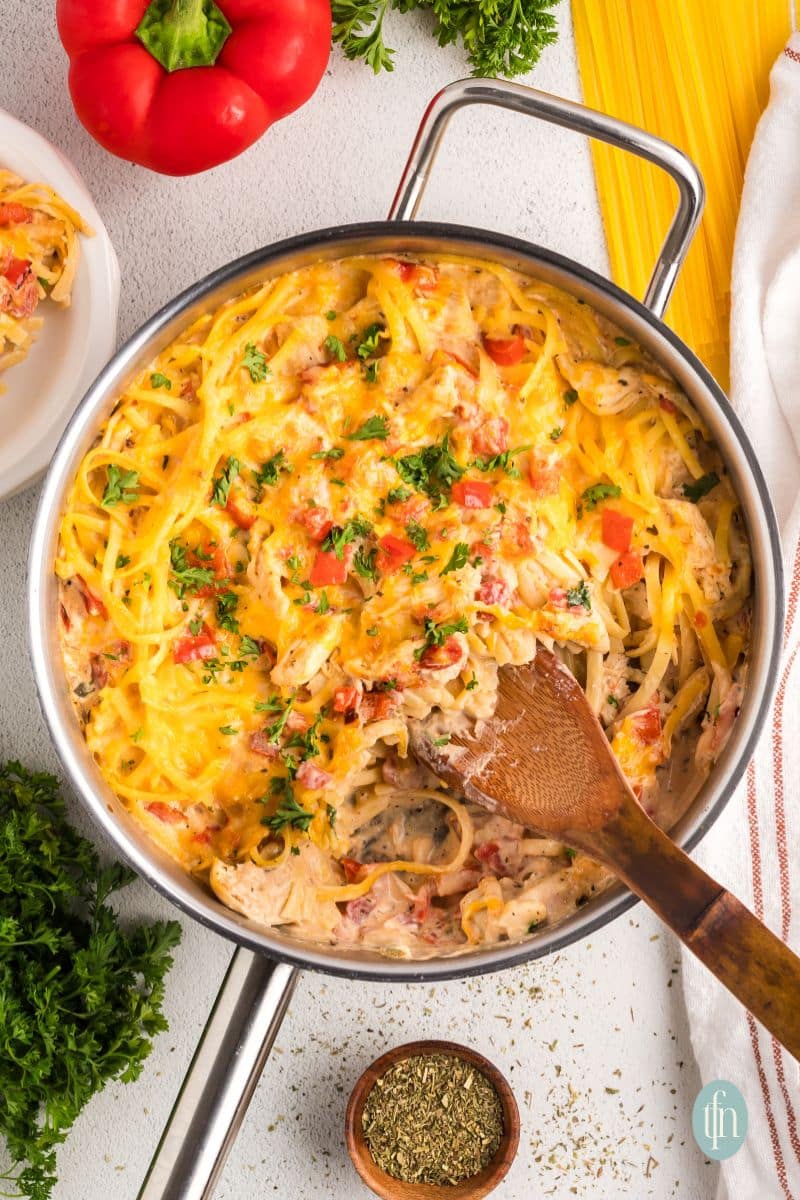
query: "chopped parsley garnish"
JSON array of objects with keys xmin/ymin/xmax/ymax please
[
  {"xmin": 415, "ymin": 615, "xmax": 468, "ymax": 660},
  {"xmin": 565, "ymin": 581, "xmax": 591, "ymax": 610},
  {"xmin": 322, "ymin": 516, "xmax": 372, "ymax": 560},
  {"xmin": 255, "ymin": 695, "xmax": 284, "ymax": 714},
  {"xmin": 218, "ymin": 725, "xmax": 238, "ymax": 736},
  {"xmin": 607, "ymin": 694, "xmax": 619, "ymax": 708},
  {"xmin": 405, "ymin": 519, "xmax": 429, "ymax": 551},
  {"xmin": 366, "ymin": 625, "xmax": 378, "ymax": 637},
  {"xmin": 353, "ymin": 545, "xmax": 379, "ymax": 581},
  {"xmin": 356, "ymin": 323, "xmax": 384, "ymax": 359},
  {"xmin": 284, "ymin": 709, "xmax": 325, "ymax": 761},
  {"xmin": 240, "ymin": 635, "xmax": 262, "ymax": 659},
  {"xmin": 263, "ymin": 788, "xmax": 313, "ymax": 833},
  {"xmin": 682, "ymin": 472, "xmax": 720, "ymax": 503},
  {"xmin": 243, "ymin": 343, "xmax": 270, "ymax": 382},
  {"xmin": 264, "ymin": 696, "xmax": 295, "ymax": 742},
  {"xmin": 253, "ymin": 449, "xmax": 291, "ymax": 498},
  {"xmin": 465, "ymin": 674, "xmax": 479, "ymax": 690},
  {"xmin": 324, "ymin": 334, "xmax": 347, "ymax": 362},
  {"xmin": 188, "ymin": 617, "xmax": 204, "ymax": 635},
  {"xmin": 614, "ymin": 336, "xmax": 631, "ymax": 346},
  {"xmin": 441, "ymin": 541, "xmax": 470, "ymax": 575},
  {"xmin": 363, "ymin": 361, "xmax": 380, "ymax": 383},
  {"xmin": 326, "ymin": 803, "xmax": 337, "ymax": 827},
  {"xmin": 581, "ymin": 482, "xmax": 622, "ymax": 511},
  {"xmin": 325, "ymin": 310, "xmax": 337, "ymax": 321},
  {"xmin": 211, "ymin": 458, "xmax": 240, "ymax": 507},
  {"xmin": 395, "ymin": 434, "xmax": 464, "ymax": 505},
  {"xmin": 101, "ymin": 465, "xmax": 140, "ymax": 508},
  {"xmin": 549, "ymin": 426, "xmax": 563, "ymax": 442},
  {"xmin": 563, "ymin": 388, "xmax": 579, "ymax": 406},
  {"xmin": 472, "ymin": 444, "xmax": 531, "ymax": 478},
  {"xmin": 215, "ymin": 590, "xmax": 240, "ymax": 633},
  {"xmin": 386, "ymin": 486, "xmax": 412, "ymax": 505},
  {"xmin": 150, "ymin": 372, "xmax": 171, "ymax": 390},
  {"xmin": 433, "ymin": 735, "xmax": 451, "ymax": 747},
  {"xmin": 310, "ymin": 446, "xmax": 345, "ymax": 461},
  {"xmin": 168, "ymin": 541, "xmax": 216, "ymax": 598},
  {"xmin": 345, "ymin": 414, "xmax": 390, "ymax": 441},
  {"xmin": 115, "ymin": 554, "xmax": 131, "ymax": 569},
  {"xmin": 317, "ymin": 591, "xmax": 330, "ymax": 614}
]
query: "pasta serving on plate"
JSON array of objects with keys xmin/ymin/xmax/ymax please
[
  {"xmin": 0, "ymin": 169, "xmax": 90, "ymax": 379},
  {"xmin": 57, "ymin": 254, "xmax": 751, "ymax": 958}
]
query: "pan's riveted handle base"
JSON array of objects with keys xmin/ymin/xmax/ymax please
[
  {"xmin": 138, "ymin": 949, "xmax": 298, "ymax": 1200},
  {"xmin": 389, "ymin": 78, "xmax": 704, "ymax": 318}
]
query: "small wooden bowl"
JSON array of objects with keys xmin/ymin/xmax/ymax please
[{"xmin": 345, "ymin": 1040, "xmax": 520, "ymax": 1200}]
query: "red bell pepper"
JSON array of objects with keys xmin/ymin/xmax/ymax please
[
  {"xmin": 56, "ymin": 0, "xmax": 332, "ymax": 175},
  {"xmin": 451, "ymin": 479, "xmax": 493, "ymax": 509}
]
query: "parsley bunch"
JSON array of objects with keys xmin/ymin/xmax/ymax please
[
  {"xmin": 332, "ymin": 0, "xmax": 560, "ymax": 76},
  {"xmin": 0, "ymin": 762, "xmax": 181, "ymax": 1199}
]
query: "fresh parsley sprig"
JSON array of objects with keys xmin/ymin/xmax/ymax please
[
  {"xmin": 0, "ymin": 762, "xmax": 180, "ymax": 1200},
  {"xmin": 331, "ymin": 0, "xmax": 560, "ymax": 77}
]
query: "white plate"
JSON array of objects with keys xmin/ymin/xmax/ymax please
[{"xmin": 0, "ymin": 109, "xmax": 120, "ymax": 500}]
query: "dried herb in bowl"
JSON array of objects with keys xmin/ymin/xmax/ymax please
[{"xmin": 361, "ymin": 1052, "xmax": 504, "ymax": 1185}]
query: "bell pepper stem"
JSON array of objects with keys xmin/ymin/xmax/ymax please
[{"xmin": 136, "ymin": 0, "xmax": 232, "ymax": 72}]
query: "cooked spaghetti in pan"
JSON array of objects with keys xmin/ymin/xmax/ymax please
[{"xmin": 57, "ymin": 254, "xmax": 751, "ymax": 957}]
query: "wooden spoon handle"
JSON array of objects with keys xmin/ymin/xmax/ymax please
[{"xmin": 586, "ymin": 793, "xmax": 800, "ymax": 1060}]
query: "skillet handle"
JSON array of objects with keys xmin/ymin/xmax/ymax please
[
  {"xmin": 388, "ymin": 78, "xmax": 704, "ymax": 319},
  {"xmin": 138, "ymin": 949, "xmax": 298, "ymax": 1200}
]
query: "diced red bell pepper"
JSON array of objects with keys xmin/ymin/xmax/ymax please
[
  {"xmin": 601, "ymin": 509, "xmax": 634, "ymax": 554},
  {"xmin": 694, "ymin": 610, "xmax": 709, "ymax": 629},
  {"xmin": 376, "ymin": 534, "xmax": 416, "ymax": 572},
  {"xmin": 145, "ymin": 801, "xmax": 184, "ymax": 824},
  {"xmin": 0, "ymin": 203, "xmax": 32, "ymax": 226},
  {"xmin": 659, "ymin": 395, "xmax": 677, "ymax": 414},
  {"xmin": 452, "ymin": 479, "xmax": 493, "ymax": 509},
  {"xmin": 633, "ymin": 705, "xmax": 662, "ymax": 744},
  {"xmin": 387, "ymin": 259, "xmax": 438, "ymax": 293},
  {"xmin": 610, "ymin": 551, "xmax": 644, "ymax": 590},
  {"xmin": 226, "ymin": 485, "xmax": 256, "ymax": 530},
  {"xmin": 310, "ymin": 546, "xmax": 352, "ymax": 586},
  {"xmin": 3, "ymin": 256, "xmax": 31, "ymax": 286},
  {"xmin": 295, "ymin": 506, "xmax": 333, "ymax": 542},
  {"xmin": 483, "ymin": 333, "xmax": 526, "ymax": 365},
  {"xmin": 173, "ymin": 623, "xmax": 216, "ymax": 663},
  {"xmin": 333, "ymin": 686, "xmax": 360, "ymax": 713},
  {"xmin": 340, "ymin": 856, "xmax": 364, "ymax": 883}
]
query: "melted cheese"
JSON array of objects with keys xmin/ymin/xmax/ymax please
[{"xmin": 57, "ymin": 254, "xmax": 751, "ymax": 957}]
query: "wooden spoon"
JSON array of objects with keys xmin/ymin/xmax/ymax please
[{"xmin": 411, "ymin": 647, "xmax": 800, "ymax": 1060}]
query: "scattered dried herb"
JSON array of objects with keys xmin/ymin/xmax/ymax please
[{"xmin": 361, "ymin": 1052, "xmax": 503, "ymax": 1185}]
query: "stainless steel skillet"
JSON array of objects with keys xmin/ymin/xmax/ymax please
[{"xmin": 27, "ymin": 78, "xmax": 784, "ymax": 1199}]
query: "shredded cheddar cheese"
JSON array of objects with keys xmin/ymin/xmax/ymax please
[{"xmin": 57, "ymin": 254, "xmax": 751, "ymax": 958}]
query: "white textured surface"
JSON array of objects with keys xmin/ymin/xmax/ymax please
[{"xmin": 0, "ymin": 3, "xmax": 717, "ymax": 1198}]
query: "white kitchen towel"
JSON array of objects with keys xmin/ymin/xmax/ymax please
[{"xmin": 681, "ymin": 33, "xmax": 800, "ymax": 1200}]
